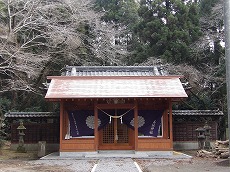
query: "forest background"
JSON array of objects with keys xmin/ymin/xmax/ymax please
[{"xmin": 0, "ymin": 0, "xmax": 226, "ymax": 139}]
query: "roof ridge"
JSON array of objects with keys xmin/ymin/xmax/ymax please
[{"xmin": 63, "ymin": 65, "xmax": 168, "ymax": 76}]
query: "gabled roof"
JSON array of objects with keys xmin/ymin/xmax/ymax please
[
  {"xmin": 45, "ymin": 66, "xmax": 187, "ymax": 100},
  {"xmin": 45, "ymin": 76, "xmax": 187, "ymax": 99}
]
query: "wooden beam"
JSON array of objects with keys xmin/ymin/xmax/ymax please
[{"xmin": 96, "ymin": 103, "xmax": 134, "ymax": 109}]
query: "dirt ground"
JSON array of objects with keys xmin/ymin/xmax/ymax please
[
  {"xmin": 137, "ymin": 154, "xmax": 230, "ymax": 172},
  {"xmin": 0, "ymin": 142, "xmax": 230, "ymax": 172}
]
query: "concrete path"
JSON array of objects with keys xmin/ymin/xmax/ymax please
[{"xmin": 92, "ymin": 158, "xmax": 141, "ymax": 172}]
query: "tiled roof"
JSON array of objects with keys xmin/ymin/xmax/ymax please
[
  {"xmin": 172, "ymin": 110, "xmax": 224, "ymax": 116},
  {"xmin": 63, "ymin": 66, "xmax": 168, "ymax": 76},
  {"xmin": 4, "ymin": 112, "xmax": 59, "ymax": 118}
]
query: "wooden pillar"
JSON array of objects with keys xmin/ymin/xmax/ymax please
[
  {"xmin": 163, "ymin": 110, "xmax": 169, "ymax": 139},
  {"xmin": 94, "ymin": 101, "xmax": 98, "ymax": 151},
  {"xmin": 59, "ymin": 100, "xmax": 64, "ymax": 151},
  {"xmin": 169, "ymin": 99, "xmax": 173, "ymax": 148},
  {"xmin": 134, "ymin": 100, "xmax": 138, "ymax": 150}
]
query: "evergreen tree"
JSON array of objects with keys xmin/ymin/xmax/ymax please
[
  {"xmin": 94, "ymin": 0, "xmax": 140, "ymax": 65},
  {"xmin": 95, "ymin": 0, "xmax": 139, "ymax": 27},
  {"xmin": 134, "ymin": 0, "xmax": 201, "ymax": 64},
  {"xmin": 199, "ymin": 0, "xmax": 218, "ymax": 16}
]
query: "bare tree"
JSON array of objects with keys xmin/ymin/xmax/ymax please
[
  {"xmin": 190, "ymin": 0, "xmax": 224, "ymax": 63},
  {"xmin": 0, "ymin": 0, "xmax": 132, "ymax": 110},
  {"xmin": 0, "ymin": 0, "xmax": 82, "ymax": 94},
  {"xmin": 0, "ymin": 0, "xmax": 130, "ymax": 95}
]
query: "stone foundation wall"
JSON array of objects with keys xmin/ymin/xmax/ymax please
[{"xmin": 10, "ymin": 143, "xmax": 59, "ymax": 152}]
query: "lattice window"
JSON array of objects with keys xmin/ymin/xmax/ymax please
[
  {"xmin": 102, "ymin": 119, "xmax": 129, "ymax": 144},
  {"xmin": 102, "ymin": 121, "xmax": 114, "ymax": 144},
  {"xmin": 117, "ymin": 121, "xmax": 129, "ymax": 143}
]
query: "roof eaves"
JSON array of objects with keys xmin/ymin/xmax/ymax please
[
  {"xmin": 172, "ymin": 110, "xmax": 224, "ymax": 116},
  {"xmin": 4, "ymin": 112, "xmax": 59, "ymax": 118}
]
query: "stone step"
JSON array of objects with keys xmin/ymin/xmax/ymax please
[{"xmin": 98, "ymin": 150, "xmax": 135, "ymax": 154}]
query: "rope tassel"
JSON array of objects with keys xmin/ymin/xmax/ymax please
[
  {"xmin": 109, "ymin": 116, "xmax": 112, "ymax": 124},
  {"xmin": 120, "ymin": 116, "xmax": 123, "ymax": 124}
]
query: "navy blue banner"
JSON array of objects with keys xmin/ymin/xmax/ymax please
[
  {"xmin": 68, "ymin": 110, "xmax": 109, "ymax": 137},
  {"xmin": 68, "ymin": 109, "xmax": 163, "ymax": 137}
]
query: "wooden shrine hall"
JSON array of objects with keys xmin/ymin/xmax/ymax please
[{"xmin": 45, "ymin": 66, "xmax": 188, "ymax": 155}]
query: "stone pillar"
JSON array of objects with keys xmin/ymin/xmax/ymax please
[{"xmin": 38, "ymin": 141, "xmax": 46, "ymax": 157}]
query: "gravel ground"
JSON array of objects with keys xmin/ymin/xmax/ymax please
[
  {"xmin": 94, "ymin": 158, "xmax": 139, "ymax": 172},
  {"xmin": 0, "ymin": 145, "xmax": 230, "ymax": 172},
  {"xmin": 29, "ymin": 159, "xmax": 96, "ymax": 172},
  {"xmin": 1, "ymin": 157, "xmax": 229, "ymax": 172},
  {"xmin": 136, "ymin": 158, "xmax": 230, "ymax": 172},
  {"xmin": 0, "ymin": 156, "xmax": 230, "ymax": 172}
]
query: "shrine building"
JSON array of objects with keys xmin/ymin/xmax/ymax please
[{"xmin": 45, "ymin": 66, "xmax": 188, "ymax": 155}]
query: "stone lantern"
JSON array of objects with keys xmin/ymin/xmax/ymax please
[
  {"xmin": 195, "ymin": 127, "xmax": 205, "ymax": 149},
  {"xmin": 17, "ymin": 121, "xmax": 26, "ymax": 153}
]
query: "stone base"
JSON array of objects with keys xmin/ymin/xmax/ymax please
[
  {"xmin": 42, "ymin": 150, "xmax": 191, "ymax": 159},
  {"xmin": 173, "ymin": 141, "xmax": 216, "ymax": 150},
  {"xmin": 16, "ymin": 146, "xmax": 26, "ymax": 153},
  {"xmin": 10, "ymin": 143, "xmax": 59, "ymax": 152}
]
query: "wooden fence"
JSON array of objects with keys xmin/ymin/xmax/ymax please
[
  {"xmin": 173, "ymin": 121, "xmax": 217, "ymax": 141},
  {"xmin": 11, "ymin": 123, "xmax": 59, "ymax": 143},
  {"xmin": 11, "ymin": 121, "xmax": 217, "ymax": 143}
]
